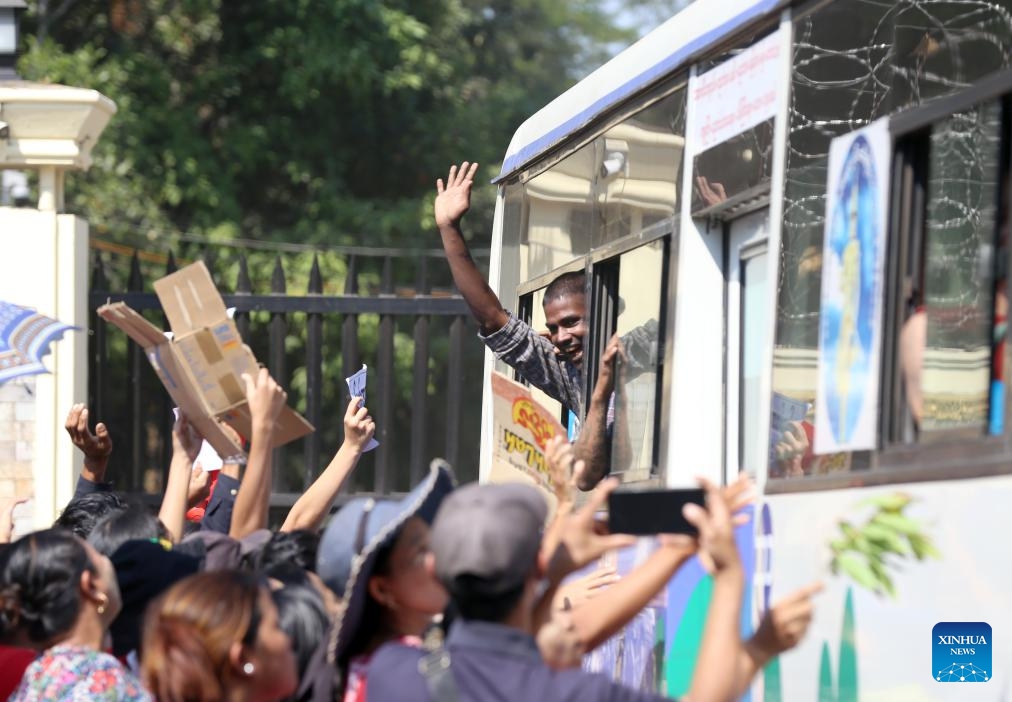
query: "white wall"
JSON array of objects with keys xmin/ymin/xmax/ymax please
[{"xmin": 0, "ymin": 207, "xmax": 89, "ymax": 530}]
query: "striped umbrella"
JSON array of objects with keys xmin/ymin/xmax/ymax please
[{"xmin": 0, "ymin": 301, "xmax": 75, "ymax": 384}]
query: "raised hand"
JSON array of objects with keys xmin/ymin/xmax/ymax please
[
  {"xmin": 722, "ymin": 472, "xmax": 756, "ymax": 527},
  {"xmin": 0, "ymin": 496, "xmax": 28, "ymax": 544},
  {"xmin": 242, "ymin": 367, "xmax": 287, "ymax": 433},
  {"xmin": 546, "ymin": 477, "xmax": 637, "ymax": 583},
  {"xmin": 593, "ymin": 334, "xmax": 623, "ymax": 401},
  {"xmin": 748, "ymin": 581, "xmax": 824, "ymax": 661},
  {"xmin": 186, "ymin": 461, "xmax": 211, "ymax": 508},
  {"xmin": 683, "ymin": 476, "xmax": 740, "ymax": 575},
  {"xmin": 434, "ymin": 161, "xmax": 479, "ymax": 229},
  {"xmin": 545, "ymin": 434, "xmax": 585, "ymax": 504},
  {"xmin": 343, "ymin": 396, "xmax": 376, "ymax": 452},
  {"xmin": 65, "ymin": 403, "xmax": 112, "ymax": 462},
  {"xmin": 172, "ymin": 412, "xmax": 203, "ymax": 463},
  {"xmin": 555, "ymin": 565, "xmax": 620, "ymax": 610}
]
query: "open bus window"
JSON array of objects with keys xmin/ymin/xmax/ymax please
[
  {"xmin": 599, "ymin": 238, "xmax": 667, "ymax": 482},
  {"xmin": 894, "ymin": 100, "xmax": 1007, "ymax": 441}
]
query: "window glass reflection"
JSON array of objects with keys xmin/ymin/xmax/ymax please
[
  {"xmin": 770, "ymin": 0, "xmax": 1012, "ymax": 477},
  {"xmin": 692, "ymin": 119, "xmax": 774, "ymax": 214},
  {"xmin": 902, "ymin": 101, "xmax": 1002, "ymax": 436},
  {"xmin": 522, "ymin": 145, "xmax": 596, "ymax": 282},
  {"xmin": 596, "ymin": 88, "xmax": 687, "ymax": 246},
  {"xmin": 611, "ymin": 239, "xmax": 666, "ymax": 480}
]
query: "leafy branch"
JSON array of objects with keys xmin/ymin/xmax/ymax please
[{"xmin": 829, "ymin": 492, "xmax": 939, "ymax": 598}]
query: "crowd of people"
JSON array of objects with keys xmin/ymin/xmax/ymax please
[{"xmin": 0, "ymin": 164, "xmax": 822, "ymax": 701}]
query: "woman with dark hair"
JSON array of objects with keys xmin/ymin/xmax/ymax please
[
  {"xmin": 314, "ymin": 461, "xmax": 456, "ymax": 702},
  {"xmin": 270, "ymin": 582, "xmax": 329, "ymax": 700},
  {"xmin": 141, "ymin": 570, "xmax": 297, "ymax": 702},
  {"xmin": 0, "ymin": 528, "xmax": 149, "ymax": 701}
]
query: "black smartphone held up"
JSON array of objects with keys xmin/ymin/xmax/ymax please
[{"xmin": 607, "ymin": 488, "xmax": 706, "ymax": 536}]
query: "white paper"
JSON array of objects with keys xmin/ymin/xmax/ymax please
[
  {"xmin": 345, "ymin": 364, "xmax": 379, "ymax": 452},
  {"xmin": 814, "ymin": 118, "xmax": 891, "ymax": 454}
]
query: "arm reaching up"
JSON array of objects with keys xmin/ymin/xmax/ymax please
[
  {"xmin": 734, "ymin": 581, "xmax": 823, "ymax": 695},
  {"xmin": 571, "ymin": 335, "xmax": 625, "ymax": 491},
  {"xmin": 230, "ymin": 368, "xmax": 287, "ymax": 539},
  {"xmin": 435, "ymin": 161, "xmax": 510, "ymax": 335},
  {"xmin": 281, "ymin": 396, "xmax": 375, "ymax": 532},
  {"xmin": 159, "ymin": 412, "xmax": 202, "ymax": 542},
  {"xmin": 65, "ymin": 404, "xmax": 113, "ymax": 489},
  {"xmin": 682, "ymin": 478, "xmax": 745, "ymax": 702}
]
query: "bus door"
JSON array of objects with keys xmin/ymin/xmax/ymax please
[{"xmin": 724, "ymin": 208, "xmax": 772, "ymax": 486}]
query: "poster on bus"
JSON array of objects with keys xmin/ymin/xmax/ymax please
[
  {"xmin": 489, "ymin": 371, "xmax": 565, "ymax": 507},
  {"xmin": 814, "ymin": 118, "xmax": 891, "ymax": 454}
]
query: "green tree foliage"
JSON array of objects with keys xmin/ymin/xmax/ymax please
[{"xmin": 19, "ymin": 0, "xmax": 637, "ymax": 251}]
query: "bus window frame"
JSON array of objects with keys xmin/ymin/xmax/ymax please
[
  {"xmin": 767, "ymin": 72, "xmax": 1012, "ymax": 495},
  {"xmin": 514, "ymin": 221, "xmax": 676, "ymax": 485},
  {"xmin": 590, "ymin": 225, "xmax": 674, "ymax": 483}
]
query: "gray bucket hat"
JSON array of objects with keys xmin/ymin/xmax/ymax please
[{"xmin": 316, "ymin": 458, "xmax": 456, "ymax": 665}]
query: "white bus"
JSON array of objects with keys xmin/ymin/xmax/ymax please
[{"xmin": 479, "ymin": 0, "xmax": 1012, "ymax": 699}]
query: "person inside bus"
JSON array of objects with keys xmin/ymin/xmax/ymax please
[{"xmin": 434, "ymin": 161, "xmax": 651, "ymax": 489}]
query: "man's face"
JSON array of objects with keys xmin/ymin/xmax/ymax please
[{"xmin": 543, "ymin": 293, "xmax": 588, "ymax": 368}]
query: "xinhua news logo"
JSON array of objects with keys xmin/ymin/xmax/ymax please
[{"xmin": 933, "ymin": 622, "xmax": 991, "ymax": 682}]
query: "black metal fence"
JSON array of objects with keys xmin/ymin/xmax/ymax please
[{"xmin": 88, "ymin": 243, "xmax": 486, "ymax": 519}]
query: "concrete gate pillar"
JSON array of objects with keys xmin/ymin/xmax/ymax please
[{"xmin": 0, "ymin": 81, "xmax": 116, "ymax": 532}]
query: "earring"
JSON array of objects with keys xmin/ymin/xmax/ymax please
[
  {"xmin": 96, "ymin": 593, "xmax": 108, "ymax": 615},
  {"xmin": 243, "ymin": 662, "xmax": 255, "ymax": 676}
]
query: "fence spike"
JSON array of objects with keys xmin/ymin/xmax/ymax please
[
  {"xmin": 272, "ymin": 256, "xmax": 287, "ymax": 294},
  {"xmin": 166, "ymin": 250, "xmax": 178, "ymax": 275},
  {"xmin": 236, "ymin": 253, "xmax": 252, "ymax": 294},
  {"xmin": 128, "ymin": 252, "xmax": 143, "ymax": 292},
  {"xmin": 201, "ymin": 246, "xmax": 217, "ymax": 274},
  {"xmin": 309, "ymin": 254, "xmax": 323, "ymax": 294},
  {"xmin": 415, "ymin": 255, "xmax": 429, "ymax": 296},
  {"xmin": 90, "ymin": 250, "xmax": 108, "ymax": 292},
  {"xmin": 381, "ymin": 256, "xmax": 393, "ymax": 295},
  {"xmin": 344, "ymin": 255, "xmax": 358, "ymax": 295}
]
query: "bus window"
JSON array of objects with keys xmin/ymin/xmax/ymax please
[
  {"xmin": 894, "ymin": 100, "xmax": 1006, "ymax": 441},
  {"xmin": 595, "ymin": 238, "xmax": 667, "ymax": 482},
  {"xmin": 692, "ymin": 118, "xmax": 774, "ymax": 216},
  {"xmin": 768, "ymin": 0, "xmax": 1012, "ymax": 483},
  {"xmin": 521, "ymin": 144, "xmax": 595, "ymax": 281},
  {"xmin": 596, "ymin": 86, "xmax": 686, "ymax": 247}
]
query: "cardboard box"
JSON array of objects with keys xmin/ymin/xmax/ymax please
[{"xmin": 97, "ymin": 261, "xmax": 314, "ymax": 458}]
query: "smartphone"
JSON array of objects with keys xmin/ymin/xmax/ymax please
[{"xmin": 607, "ymin": 488, "xmax": 706, "ymax": 536}]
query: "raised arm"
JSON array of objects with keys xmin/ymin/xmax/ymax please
[
  {"xmin": 559, "ymin": 474, "xmax": 755, "ymax": 656},
  {"xmin": 682, "ymin": 478, "xmax": 744, "ymax": 702},
  {"xmin": 159, "ymin": 413, "xmax": 202, "ymax": 542},
  {"xmin": 65, "ymin": 404, "xmax": 114, "ymax": 495},
  {"xmin": 732, "ymin": 581, "xmax": 822, "ymax": 696},
  {"xmin": 435, "ymin": 161, "xmax": 509, "ymax": 334},
  {"xmin": 572, "ymin": 335, "xmax": 626, "ymax": 491},
  {"xmin": 280, "ymin": 396, "xmax": 375, "ymax": 532},
  {"xmin": 231, "ymin": 368, "xmax": 287, "ymax": 539}
]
